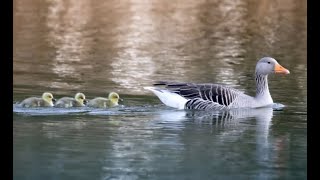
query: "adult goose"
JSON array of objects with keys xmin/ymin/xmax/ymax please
[{"xmin": 144, "ymin": 57, "xmax": 290, "ymax": 110}]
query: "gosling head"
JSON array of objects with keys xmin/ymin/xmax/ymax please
[
  {"xmin": 255, "ymin": 57, "xmax": 290, "ymax": 76},
  {"xmin": 108, "ymin": 92, "xmax": 122, "ymax": 105},
  {"xmin": 42, "ymin": 92, "xmax": 56, "ymax": 106},
  {"xmin": 75, "ymin": 92, "xmax": 86, "ymax": 105}
]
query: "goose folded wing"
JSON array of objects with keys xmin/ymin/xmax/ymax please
[{"xmin": 153, "ymin": 81, "xmax": 242, "ymax": 106}]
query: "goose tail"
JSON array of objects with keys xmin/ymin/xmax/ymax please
[{"xmin": 144, "ymin": 87, "xmax": 187, "ymax": 109}]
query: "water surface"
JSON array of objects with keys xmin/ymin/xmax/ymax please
[{"xmin": 13, "ymin": 0, "xmax": 306, "ymax": 179}]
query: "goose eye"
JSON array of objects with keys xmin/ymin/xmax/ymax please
[{"xmin": 267, "ymin": 62, "xmax": 270, "ymax": 64}]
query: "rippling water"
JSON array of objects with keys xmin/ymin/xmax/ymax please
[{"xmin": 13, "ymin": 0, "xmax": 306, "ymax": 179}]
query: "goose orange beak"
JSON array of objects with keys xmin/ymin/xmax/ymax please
[{"xmin": 275, "ymin": 63, "xmax": 290, "ymax": 74}]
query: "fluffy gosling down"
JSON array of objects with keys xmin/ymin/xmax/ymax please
[
  {"xmin": 55, "ymin": 93, "xmax": 87, "ymax": 108},
  {"xmin": 87, "ymin": 92, "xmax": 122, "ymax": 108},
  {"xmin": 19, "ymin": 92, "xmax": 56, "ymax": 108}
]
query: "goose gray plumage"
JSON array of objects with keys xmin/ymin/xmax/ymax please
[
  {"xmin": 55, "ymin": 92, "xmax": 87, "ymax": 108},
  {"xmin": 144, "ymin": 57, "xmax": 290, "ymax": 110},
  {"xmin": 19, "ymin": 92, "xmax": 56, "ymax": 108}
]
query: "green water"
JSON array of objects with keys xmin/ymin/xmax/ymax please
[{"xmin": 13, "ymin": 0, "xmax": 306, "ymax": 179}]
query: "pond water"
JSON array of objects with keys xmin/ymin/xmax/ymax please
[{"xmin": 13, "ymin": 0, "xmax": 307, "ymax": 179}]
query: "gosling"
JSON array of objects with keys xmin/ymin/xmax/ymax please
[
  {"xmin": 55, "ymin": 92, "xmax": 87, "ymax": 108},
  {"xmin": 87, "ymin": 92, "xmax": 122, "ymax": 108},
  {"xmin": 19, "ymin": 92, "xmax": 56, "ymax": 108}
]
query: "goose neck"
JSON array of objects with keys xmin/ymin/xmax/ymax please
[{"xmin": 255, "ymin": 73, "xmax": 271, "ymax": 99}]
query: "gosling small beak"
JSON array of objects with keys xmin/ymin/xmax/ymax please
[
  {"xmin": 274, "ymin": 63, "xmax": 290, "ymax": 74},
  {"xmin": 83, "ymin": 99, "xmax": 88, "ymax": 105},
  {"xmin": 52, "ymin": 98, "xmax": 56, "ymax": 103},
  {"xmin": 119, "ymin": 98, "xmax": 124, "ymax": 102}
]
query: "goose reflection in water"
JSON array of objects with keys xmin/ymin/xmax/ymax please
[
  {"xmin": 148, "ymin": 106, "xmax": 275, "ymax": 150},
  {"xmin": 155, "ymin": 106, "xmax": 274, "ymax": 127},
  {"xmin": 184, "ymin": 107, "xmax": 273, "ymax": 148},
  {"xmin": 104, "ymin": 106, "xmax": 276, "ymax": 178},
  {"xmin": 185, "ymin": 107, "xmax": 273, "ymax": 126}
]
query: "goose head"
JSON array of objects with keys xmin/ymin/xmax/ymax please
[
  {"xmin": 42, "ymin": 92, "xmax": 56, "ymax": 106},
  {"xmin": 255, "ymin": 57, "xmax": 290, "ymax": 76},
  {"xmin": 75, "ymin": 92, "xmax": 87, "ymax": 105},
  {"xmin": 108, "ymin": 92, "xmax": 122, "ymax": 105}
]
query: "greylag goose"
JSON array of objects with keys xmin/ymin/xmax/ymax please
[
  {"xmin": 144, "ymin": 57, "xmax": 290, "ymax": 110},
  {"xmin": 87, "ymin": 92, "xmax": 122, "ymax": 108},
  {"xmin": 55, "ymin": 92, "xmax": 87, "ymax": 108},
  {"xmin": 19, "ymin": 92, "xmax": 56, "ymax": 108}
]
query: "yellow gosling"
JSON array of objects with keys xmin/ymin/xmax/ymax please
[
  {"xmin": 87, "ymin": 92, "xmax": 122, "ymax": 108},
  {"xmin": 20, "ymin": 92, "xmax": 56, "ymax": 108},
  {"xmin": 55, "ymin": 92, "xmax": 87, "ymax": 108}
]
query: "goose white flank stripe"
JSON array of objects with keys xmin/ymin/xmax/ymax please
[
  {"xmin": 144, "ymin": 57, "xmax": 290, "ymax": 110},
  {"xmin": 143, "ymin": 87, "xmax": 188, "ymax": 109}
]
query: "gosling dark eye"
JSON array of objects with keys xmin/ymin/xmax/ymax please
[{"xmin": 267, "ymin": 62, "xmax": 270, "ymax": 64}]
